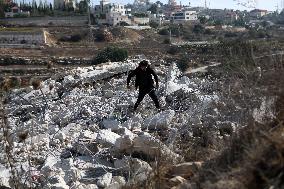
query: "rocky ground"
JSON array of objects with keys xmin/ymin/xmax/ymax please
[{"xmin": 0, "ymin": 56, "xmax": 272, "ymax": 189}]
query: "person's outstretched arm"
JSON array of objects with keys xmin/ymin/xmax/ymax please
[
  {"xmin": 150, "ymin": 68, "xmax": 159, "ymax": 88},
  {"xmin": 127, "ymin": 69, "xmax": 136, "ymax": 87}
]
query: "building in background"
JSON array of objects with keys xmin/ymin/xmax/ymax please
[
  {"xmin": 170, "ymin": 10, "xmax": 198, "ymax": 24},
  {"xmin": 92, "ymin": 0, "xmax": 132, "ymax": 26},
  {"xmin": 149, "ymin": 13, "xmax": 165, "ymax": 25},
  {"xmin": 250, "ymin": 9, "xmax": 268, "ymax": 19},
  {"xmin": 4, "ymin": 6, "xmax": 30, "ymax": 18}
]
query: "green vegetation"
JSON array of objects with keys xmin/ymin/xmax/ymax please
[
  {"xmin": 93, "ymin": 46, "xmax": 128, "ymax": 64},
  {"xmin": 149, "ymin": 21, "xmax": 159, "ymax": 29},
  {"xmin": 193, "ymin": 24, "xmax": 205, "ymax": 34},
  {"xmin": 147, "ymin": 4, "xmax": 158, "ymax": 14},
  {"xmin": 59, "ymin": 34, "xmax": 83, "ymax": 42},
  {"xmin": 158, "ymin": 28, "xmax": 169, "ymax": 35},
  {"xmin": 133, "ymin": 13, "xmax": 148, "ymax": 18},
  {"xmin": 163, "ymin": 38, "xmax": 171, "ymax": 44},
  {"xmin": 177, "ymin": 53, "xmax": 190, "ymax": 72}
]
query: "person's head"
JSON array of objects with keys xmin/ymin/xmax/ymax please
[{"xmin": 139, "ymin": 60, "xmax": 149, "ymax": 71}]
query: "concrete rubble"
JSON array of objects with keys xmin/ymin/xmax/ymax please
[{"xmin": 0, "ymin": 58, "xmax": 250, "ymax": 188}]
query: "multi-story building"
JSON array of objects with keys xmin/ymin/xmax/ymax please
[
  {"xmin": 149, "ymin": 13, "xmax": 166, "ymax": 25},
  {"xmin": 92, "ymin": 0, "xmax": 132, "ymax": 26},
  {"xmin": 206, "ymin": 9, "xmax": 239, "ymax": 24},
  {"xmin": 170, "ymin": 10, "xmax": 198, "ymax": 24},
  {"xmin": 4, "ymin": 6, "xmax": 30, "ymax": 18},
  {"xmin": 250, "ymin": 9, "xmax": 268, "ymax": 19}
]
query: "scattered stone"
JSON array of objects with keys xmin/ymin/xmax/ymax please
[
  {"xmin": 102, "ymin": 119, "xmax": 121, "ymax": 131},
  {"xmin": 79, "ymin": 130, "xmax": 97, "ymax": 141},
  {"xmin": 122, "ymin": 114, "xmax": 143, "ymax": 130},
  {"xmin": 54, "ymin": 132, "xmax": 66, "ymax": 142},
  {"xmin": 114, "ymin": 157, "xmax": 152, "ymax": 181},
  {"xmin": 144, "ymin": 110, "xmax": 175, "ymax": 130},
  {"xmin": 114, "ymin": 135, "xmax": 135, "ymax": 153},
  {"xmin": 104, "ymin": 90, "xmax": 114, "ymax": 99},
  {"xmin": 106, "ymin": 176, "xmax": 126, "ymax": 189},
  {"xmin": 96, "ymin": 129, "xmax": 120, "ymax": 147},
  {"xmin": 169, "ymin": 176, "xmax": 187, "ymax": 187},
  {"xmin": 46, "ymin": 175, "xmax": 69, "ymax": 189},
  {"xmin": 116, "ymin": 127, "xmax": 136, "ymax": 137},
  {"xmin": 73, "ymin": 142, "xmax": 100, "ymax": 156},
  {"xmin": 97, "ymin": 172, "xmax": 112, "ymax": 188}
]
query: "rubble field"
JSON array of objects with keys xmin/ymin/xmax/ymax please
[{"xmin": 0, "ymin": 57, "xmax": 270, "ymax": 189}]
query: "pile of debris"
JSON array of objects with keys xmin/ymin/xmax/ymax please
[{"xmin": 1, "ymin": 58, "xmax": 248, "ymax": 188}]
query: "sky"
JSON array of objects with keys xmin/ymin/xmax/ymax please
[{"xmin": 93, "ymin": 0, "xmax": 284, "ymax": 11}]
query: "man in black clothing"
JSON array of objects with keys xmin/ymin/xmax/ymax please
[{"xmin": 127, "ymin": 60, "xmax": 160, "ymax": 111}]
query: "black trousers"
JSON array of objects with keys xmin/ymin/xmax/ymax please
[{"xmin": 134, "ymin": 87, "xmax": 160, "ymax": 110}]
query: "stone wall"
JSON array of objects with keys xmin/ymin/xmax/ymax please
[
  {"xmin": 0, "ymin": 31, "xmax": 45, "ymax": 46},
  {"xmin": 0, "ymin": 16, "xmax": 88, "ymax": 27}
]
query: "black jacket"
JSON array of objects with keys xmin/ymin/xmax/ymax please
[{"xmin": 127, "ymin": 66, "xmax": 158, "ymax": 90}]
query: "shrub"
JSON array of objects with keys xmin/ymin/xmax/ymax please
[
  {"xmin": 167, "ymin": 46, "xmax": 180, "ymax": 55},
  {"xmin": 204, "ymin": 29, "xmax": 213, "ymax": 35},
  {"xmin": 93, "ymin": 47, "xmax": 128, "ymax": 64},
  {"xmin": 177, "ymin": 54, "xmax": 190, "ymax": 72},
  {"xmin": 149, "ymin": 21, "xmax": 159, "ymax": 29},
  {"xmin": 95, "ymin": 29, "xmax": 113, "ymax": 42},
  {"xmin": 59, "ymin": 34, "xmax": 82, "ymax": 42},
  {"xmin": 118, "ymin": 21, "xmax": 130, "ymax": 26},
  {"xmin": 133, "ymin": 13, "xmax": 148, "ymax": 18},
  {"xmin": 31, "ymin": 79, "xmax": 42, "ymax": 90},
  {"xmin": 20, "ymin": 40, "xmax": 27, "ymax": 44},
  {"xmin": 158, "ymin": 28, "xmax": 169, "ymax": 35},
  {"xmin": 163, "ymin": 38, "xmax": 171, "ymax": 44},
  {"xmin": 193, "ymin": 24, "xmax": 205, "ymax": 34},
  {"xmin": 70, "ymin": 34, "xmax": 82, "ymax": 42},
  {"xmin": 169, "ymin": 24, "xmax": 181, "ymax": 36}
]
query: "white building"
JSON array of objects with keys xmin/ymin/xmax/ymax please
[
  {"xmin": 92, "ymin": 0, "xmax": 132, "ymax": 26},
  {"xmin": 170, "ymin": 10, "xmax": 198, "ymax": 24},
  {"xmin": 250, "ymin": 9, "xmax": 268, "ymax": 19},
  {"xmin": 132, "ymin": 17, "xmax": 150, "ymax": 25},
  {"xmin": 4, "ymin": 7, "xmax": 30, "ymax": 18},
  {"xmin": 149, "ymin": 13, "xmax": 166, "ymax": 25}
]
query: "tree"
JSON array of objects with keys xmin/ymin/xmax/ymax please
[
  {"xmin": 38, "ymin": 0, "xmax": 43, "ymax": 12},
  {"xmin": 49, "ymin": 3, "xmax": 52, "ymax": 11},
  {"xmin": 199, "ymin": 16, "xmax": 207, "ymax": 25},
  {"xmin": 155, "ymin": 1, "xmax": 163, "ymax": 6},
  {"xmin": 66, "ymin": 0, "xmax": 74, "ymax": 12},
  {"xmin": 214, "ymin": 19, "xmax": 223, "ymax": 26},
  {"xmin": 93, "ymin": 47, "xmax": 128, "ymax": 64},
  {"xmin": 193, "ymin": 24, "xmax": 205, "ymax": 34},
  {"xmin": 0, "ymin": 0, "xmax": 5, "ymax": 18},
  {"xmin": 233, "ymin": 17, "xmax": 246, "ymax": 27},
  {"xmin": 78, "ymin": 0, "xmax": 88, "ymax": 14},
  {"xmin": 149, "ymin": 21, "xmax": 159, "ymax": 28},
  {"xmin": 147, "ymin": 4, "xmax": 158, "ymax": 14}
]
